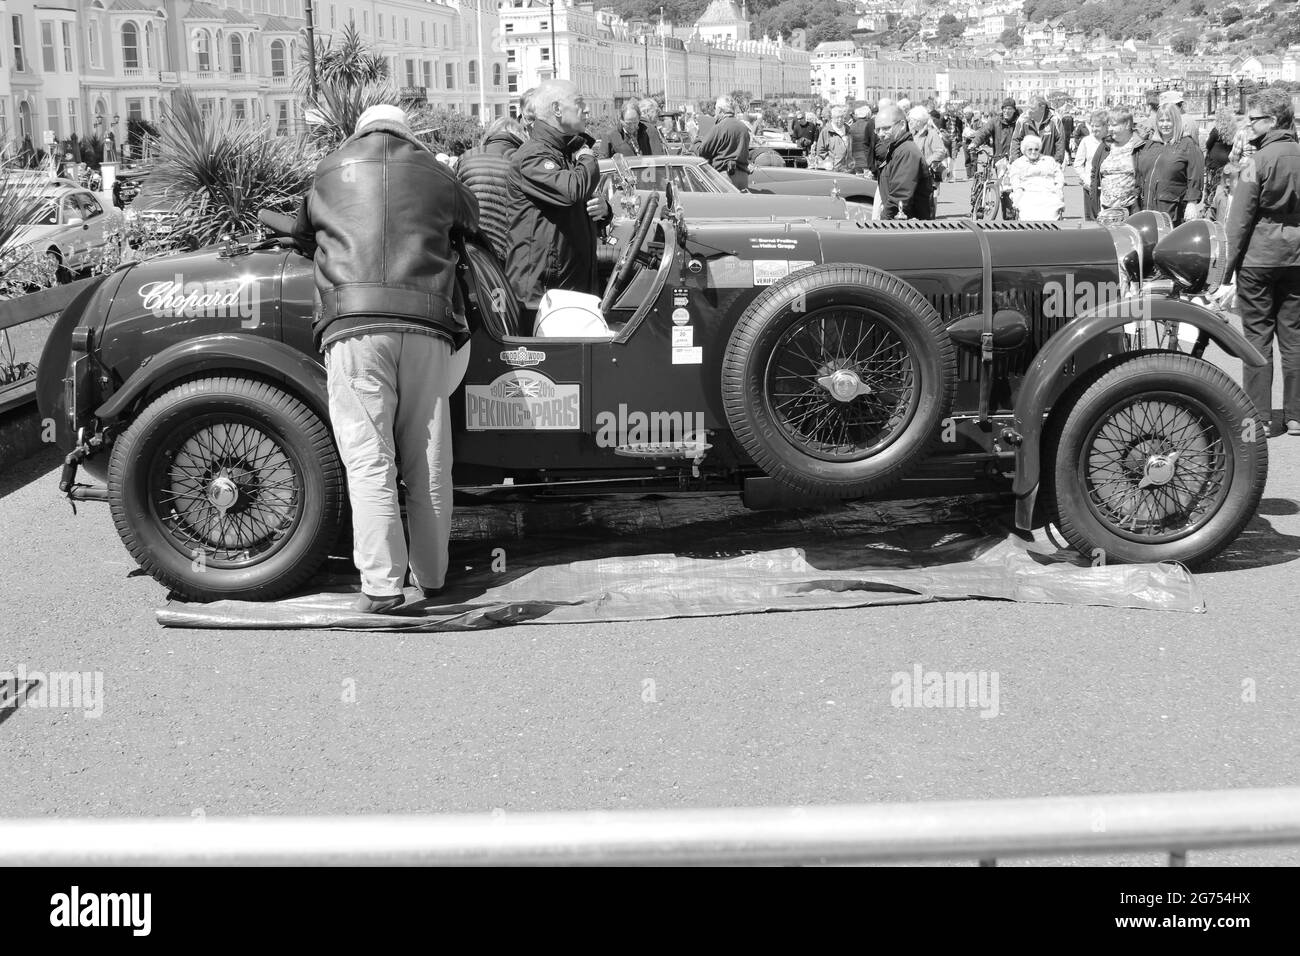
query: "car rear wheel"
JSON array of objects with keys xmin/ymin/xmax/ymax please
[
  {"xmin": 108, "ymin": 377, "xmax": 346, "ymax": 602},
  {"xmin": 1044, "ymin": 352, "xmax": 1267, "ymax": 567},
  {"xmin": 722, "ymin": 264, "xmax": 955, "ymax": 498}
]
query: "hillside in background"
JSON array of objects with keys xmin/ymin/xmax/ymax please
[{"xmin": 601, "ymin": 0, "xmax": 1300, "ymax": 54}]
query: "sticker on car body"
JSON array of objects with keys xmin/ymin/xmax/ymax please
[
  {"xmin": 499, "ymin": 347, "xmax": 546, "ymax": 367},
  {"xmin": 671, "ymin": 327, "xmax": 693, "ymax": 347},
  {"xmin": 753, "ymin": 260, "xmax": 818, "ymax": 286},
  {"xmin": 671, "ymin": 307, "xmax": 690, "ymax": 325},
  {"xmin": 465, "ymin": 369, "xmax": 580, "ymax": 431},
  {"xmin": 671, "ymin": 347, "xmax": 703, "ymax": 365}
]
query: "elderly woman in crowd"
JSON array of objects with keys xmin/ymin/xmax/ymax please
[
  {"xmin": 1089, "ymin": 107, "xmax": 1142, "ymax": 223},
  {"xmin": 1073, "ymin": 109, "xmax": 1109, "ymax": 220},
  {"xmin": 1137, "ymin": 103, "xmax": 1204, "ymax": 224},
  {"xmin": 1005, "ymin": 133, "xmax": 1064, "ymax": 220}
]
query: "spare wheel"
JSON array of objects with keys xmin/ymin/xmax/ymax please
[{"xmin": 721, "ymin": 263, "xmax": 955, "ymax": 498}]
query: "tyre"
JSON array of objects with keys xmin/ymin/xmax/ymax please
[
  {"xmin": 721, "ymin": 263, "xmax": 956, "ymax": 498},
  {"xmin": 1043, "ymin": 352, "xmax": 1267, "ymax": 567},
  {"xmin": 108, "ymin": 377, "xmax": 346, "ymax": 601}
]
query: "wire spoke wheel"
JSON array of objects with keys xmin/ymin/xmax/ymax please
[
  {"xmin": 765, "ymin": 307, "xmax": 918, "ymax": 463},
  {"xmin": 152, "ymin": 415, "xmax": 304, "ymax": 567},
  {"xmin": 1081, "ymin": 393, "xmax": 1230, "ymax": 543}
]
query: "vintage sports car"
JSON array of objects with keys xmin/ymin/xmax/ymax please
[{"xmin": 38, "ymin": 176, "xmax": 1268, "ymax": 601}]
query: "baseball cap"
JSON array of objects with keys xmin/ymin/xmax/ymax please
[{"xmin": 1002, "ymin": 97, "xmax": 1017, "ymax": 109}]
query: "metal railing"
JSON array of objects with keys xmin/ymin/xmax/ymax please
[
  {"xmin": 0, "ymin": 278, "xmax": 96, "ymax": 415},
  {"xmin": 2, "ymin": 787, "xmax": 1297, "ymax": 866}
]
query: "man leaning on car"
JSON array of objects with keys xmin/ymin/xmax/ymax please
[{"xmin": 292, "ymin": 104, "xmax": 480, "ymax": 614}]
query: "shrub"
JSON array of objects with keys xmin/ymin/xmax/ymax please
[{"xmin": 150, "ymin": 89, "xmax": 319, "ymax": 250}]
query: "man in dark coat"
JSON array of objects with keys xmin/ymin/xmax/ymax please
[
  {"xmin": 504, "ymin": 80, "xmax": 602, "ymax": 311},
  {"xmin": 456, "ymin": 116, "xmax": 526, "ymax": 261},
  {"xmin": 874, "ymin": 104, "xmax": 932, "ymax": 220},
  {"xmin": 849, "ymin": 104, "xmax": 877, "ymax": 176},
  {"xmin": 1221, "ymin": 89, "xmax": 1300, "ymax": 436},
  {"xmin": 968, "ymin": 98, "xmax": 1020, "ymax": 162},
  {"xmin": 599, "ymin": 101, "xmax": 654, "ymax": 158},
  {"xmin": 791, "ymin": 110, "xmax": 819, "ymax": 151},
  {"xmin": 699, "ymin": 95, "xmax": 752, "ymax": 190},
  {"xmin": 1060, "ymin": 111, "xmax": 1075, "ymax": 161},
  {"xmin": 1010, "ymin": 95, "xmax": 1066, "ymax": 163},
  {"xmin": 292, "ymin": 104, "xmax": 479, "ymax": 613}
]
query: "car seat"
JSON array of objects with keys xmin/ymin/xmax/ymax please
[
  {"xmin": 459, "ymin": 240, "xmax": 526, "ymax": 337},
  {"xmin": 533, "ymin": 290, "xmax": 614, "ymax": 339}
]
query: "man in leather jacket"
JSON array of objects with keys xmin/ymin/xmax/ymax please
[{"xmin": 292, "ymin": 104, "xmax": 480, "ymax": 613}]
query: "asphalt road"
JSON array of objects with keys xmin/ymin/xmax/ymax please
[{"xmin": 1, "ymin": 179, "xmax": 1297, "ymax": 866}]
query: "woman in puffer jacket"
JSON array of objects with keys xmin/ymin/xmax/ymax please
[
  {"xmin": 1005, "ymin": 134, "xmax": 1065, "ymax": 220},
  {"xmin": 1136, "ymin": 104, "xmax": 1204, "ymax": 225}
]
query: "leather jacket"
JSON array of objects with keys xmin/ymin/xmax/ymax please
[{"xmin": 294, "ymin": 119, "xmax": 479, "ymax": 351}]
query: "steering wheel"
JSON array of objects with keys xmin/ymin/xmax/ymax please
[{"xmin": 600, "ymin": 191, "xmax": 660, "ymax": 314}]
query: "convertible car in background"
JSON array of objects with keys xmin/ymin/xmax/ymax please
[
  {"xmin": 598, "ymin": 154, "xmax": 874, "ymax": 212},
  {"xmin": 38, "ymin": 157, "xmax": 1267, "ymax": 601}
]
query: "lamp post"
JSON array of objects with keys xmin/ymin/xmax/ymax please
[
  {"xmin": 549, "ymin": 0, "xmax": 558, "ymax": 80},
  {"xmin": 304, "ymin": 0, "xmax": 318, "ymax": 98}
]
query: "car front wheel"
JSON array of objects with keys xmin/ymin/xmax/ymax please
[
  {"xmin": 1045, "ymin": 352, "xmax": 1267, "ymax": 567},
  {"xmin": 108, "ymin": 377, "xmax": 345, "ymax": 601}
]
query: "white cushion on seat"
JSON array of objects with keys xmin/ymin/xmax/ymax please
[{"xmin": 534, "ymin": 289, "xmax": 613, "ymax": 339}]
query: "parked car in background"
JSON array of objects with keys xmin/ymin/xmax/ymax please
[
  {"xmin": 748, "ymin": 126, "xmax": 808, "ymax": 169},
  {"xmin": 0, "ymin": 175, "xmax": 123, "ymax": 284},
  {"xmin": 597, "ymin": 154, "xmax": 872, "ymax": 217}
]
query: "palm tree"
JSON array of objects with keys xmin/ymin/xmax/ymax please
[{"xmin": 296, "ymin": 21, "xmax": 399, "ymax": 148}]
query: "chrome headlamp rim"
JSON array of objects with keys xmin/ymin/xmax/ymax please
[
  {"xmin": 1104, "ymin": 222, "xmax": 1145, "ymax": 288},
  {"xmin": 1152, "ymin": 218, "xmax": 1228, "ymax": 295}
]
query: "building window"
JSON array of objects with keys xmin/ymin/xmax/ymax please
[
  {"xmin": 230, "ymin": 34, "xmax": 243, "ymax": 73},
  {"xmin": 471, "ymin": 103, "xmax": 479, "ymax": 117},
  {"xmin": 493, "ymin": 63, "xmax": 502, "ymax": 87},
  {"xmin": 127, "ymin": 98, "xmax": 143, "ymax": 122},
  {"xmin": 468, "ymin": 60, "xmax": 477, "ymax": 86},
  {"xmin": 507, "ymin": 48, "xmax": 515, "ymax": 64},
  {"xmin": 270, "ymin": 39, "xmax": 286, "ymax": 77},
  {"xmin": 67, "ymin": 98, "xmax": 77, "ymax": 135},
  {"xmin": 541, "ymin": 47, "xmax": 550, "ymax": 62},
  {"xmin": 233, "ymin": 99, "xmax": 246, "ymax": 121},
  {"xmin": 507, "ymin": 72, "xmax": 517, "ymax": 94},
  {"xmin": 88, "ymin": 19, "xmax": 100, "ymax": 68},
  {"xmin": 195, "ymin": 29, "xmax": 211, "ymax": 72},
  {"xmin": 421, "ymin": 22, "xmax": 426, "ymax": 45},
  {"xmin": 363, "ymin": 12, "xmax": 369, "ymax": 33},
  {"xmin": 41, "ymin": 21, "xmax": 56, "ymax": 72},
  {"xmin": 378, "ymin": 14, "xmax": 383, "ymax": 38},
  {"xmin": 504, "ymin": 23, "xmax": 513, "ymax": 33},
  {"xmin": 406, "ymin": 59, "xmax": 416, "ymax": 86},
  {"xmin": 404, "ymin": 18, "xmax": 410, "ymax": 42},
  {"xmin": 445, "ymin": 62, "xmax": 455, "ymax": 89},
  {"xmin": 277, "ymin": 101, "xmax": 289, "ymax": 135},
  {"xmin": 423, "ymin": 61, "xmax": 432, "ymax": 87},
  {"xmin": 495, "ymin": 103, "xmax": 503, "ymax": 118},
  {"xmin": 46, "ymin": 98, "xmax": 60, "ymax": 138},
  {"xmin": 540, "ymin": 21, "xmax": 548, "ymax": 31},
  {"xmin": 0, "ymin": 101, "xmax": 7, "ymax": 142},
  {"xmin": 442, "ymin": 24, "xmax": 447, "ymax": 46},
  {"xmin": 330, "ymin": 5, "xmax": 336, "ymax": 29},
  {"xmin": 61, "ymin": 21, "xmax": 73, "ymax": 72},
  {"xmin": 121, "ymin": 21, "xmax": 139, "ymax": 70}
]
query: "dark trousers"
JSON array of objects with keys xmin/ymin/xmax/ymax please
[{"xmin": 1236, "ymin": 265, "xmax": 1300, "ymax": 426}]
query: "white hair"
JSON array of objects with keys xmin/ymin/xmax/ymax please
[
  {"xmin": 907, "ymin": 105, "xmax": 931, "ymax": 124},
  {"xmin": 1021, "ymin": 134, "xmax": 1043, "ymax": 150}
]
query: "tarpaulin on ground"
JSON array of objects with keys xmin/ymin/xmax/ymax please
[{"xmin": 156, "ymin": 494, "xmax": 1205, "ymax": 631}]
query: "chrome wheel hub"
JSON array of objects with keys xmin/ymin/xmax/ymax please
[
  {"xmin": 206, "ymin": 474, "xmax": 240, "ymax": 512},
  {"xmin": 1138, "ymin": 452, "xmax": 1179, "ymax": 489},
  {"xmin": 817, "ymin": 368, "xmax": 872, "ymax": 403}
]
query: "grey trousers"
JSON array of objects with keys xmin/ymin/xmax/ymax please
[{"xmin": 326, "ymin": 332, "xmax": 454, "ymax": 597}]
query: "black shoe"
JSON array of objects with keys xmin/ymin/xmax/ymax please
[
  {"xmin": 355, "ymin": 593, "xmax": 404, "ymax": 614},
  {"xmin": 421, "ymin": 587, "xmax": 444, "ymax": 601}
]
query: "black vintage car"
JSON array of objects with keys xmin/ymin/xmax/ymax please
[{"xmin": 37, "ymin": 178, "xmax": 1268, "ymax": 602}]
